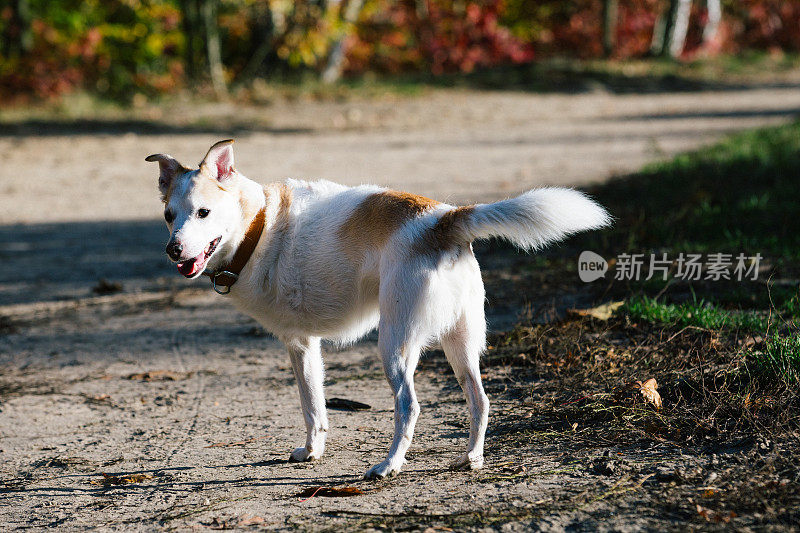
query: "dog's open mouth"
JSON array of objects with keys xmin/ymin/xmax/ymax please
[{"xmin": 176, "ymin": 236, "xmax": 221, "ymax": 278}]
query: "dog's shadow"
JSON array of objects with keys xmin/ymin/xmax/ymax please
[{"xmin": 5, "ymin": 459, "xmax": 371, "ymax": 502}]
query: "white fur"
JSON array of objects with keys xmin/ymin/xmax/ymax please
[
  {"xmin": 155, "ymin": 149, "xmax": 609, "ymax": 479},
  {"xmin": 452, "ymin": 188, "xmax": 611, "ymax": 250}
]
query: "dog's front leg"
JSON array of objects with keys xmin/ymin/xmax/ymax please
[{"xmin": 283, "ymin": 336, "xmax": 328, "ymax": 462}]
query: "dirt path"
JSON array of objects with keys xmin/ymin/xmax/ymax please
[
  {"xmin": 1, "ymin": 85, "xmax": 799, "ymax": 531},
  {"xmin": 3, "ymin": 85, "xmax": 800, "ymax": 224}
]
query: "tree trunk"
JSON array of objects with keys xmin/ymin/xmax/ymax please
[
  {"xmin": 321, "ymin": 0, "xmax": 364, "ymax": 84},
  {"xmin": 667, "ymin": 0, "xmax": 692, "ymax": 58},
  {"xmin": 235, "ymin": 2, "xmax": 276, "ymax": 84},
  {"xmin": 202, "ymin": 0, "xmax": 227, "ymax": 97},
  {"xmin": 180, "ymin": 0, "xmax": 203, "ymax": 83},
  {"xmin": 650, "ymin": 0, "xmax": 668, "ymax": 56},
  {"xmin": 602, "ymin": 0, "xmax": 619, "ymax": 58},
  {"xmin": 3, "ymin": 0, "xmax": 33, "ymax": 57},
  {"xmin": 702, "ymin": 0, "xmax": 721, "ymax": 45}
]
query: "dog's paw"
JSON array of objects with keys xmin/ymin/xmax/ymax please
[
  {"xmin": 364, "ymin": 460, "xmax": 402, "ymax": 479},
  {"xmin": 449, "ymin": 452, "xmax": 484, "ymax": 471},
  {"xmin": 289, "ymin": 446, "xmax": 322, "ymax": 462}
]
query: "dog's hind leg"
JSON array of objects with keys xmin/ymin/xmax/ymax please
[
  {"xmin": 441, "ymin": 312, "xmax": 489, "ymax": 470},
  {"xmin": 284, "ymin": 336, "xmax": 328, "ymax": 462},
  {"xmin": 364, "ymin": 319, "xmax": 423, "ymax": 479}
]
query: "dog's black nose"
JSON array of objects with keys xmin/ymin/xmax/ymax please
[{"xmin": 166, "ymin": 241, "xmax": 183, "ymax": 261}]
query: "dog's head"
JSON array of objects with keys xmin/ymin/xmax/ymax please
[{"xmin": 147, "ymin": 139, "xmax": 245, "ymax": 279}]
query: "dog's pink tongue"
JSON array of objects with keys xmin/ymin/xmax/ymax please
[{"xmin": 177, "ymin": 257, "xmax": 202, "ymax": 277}]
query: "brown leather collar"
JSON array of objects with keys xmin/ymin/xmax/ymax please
[{"xmin": 204, "ymin": 193, "xmax": 267, "ymax": 294}]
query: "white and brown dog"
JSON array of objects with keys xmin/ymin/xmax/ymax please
[{"xmin": 147, "ymin": 139, "xmax": 609, "ymax": 478}]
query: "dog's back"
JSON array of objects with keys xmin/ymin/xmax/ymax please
[{"xmin": 242, "ymin": 179, "xmax": 609, "ymax": 346}]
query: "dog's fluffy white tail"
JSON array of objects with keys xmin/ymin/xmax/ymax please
[{"xmin": 442, "ymin": 188, "xmax": 610, "ymax": 250}]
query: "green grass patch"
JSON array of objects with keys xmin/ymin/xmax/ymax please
[
  {"xmin": 584, "ymin": 121, "xmax": 800, "ymax": 259},
  {"xmin": 623, "ymin": 295, "xmax": 769, "ymax": 332},
  {"xmin": 750, "ymin": 334, "xmax": 800, "ymax": 386}
]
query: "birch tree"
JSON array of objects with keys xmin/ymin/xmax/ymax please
[
  {"xmin": 321, "ymin": 0, "xmax": 365, "ymax": 84},
  {"xmin": 703, "ymin": 0, "xmax": 722, "ymax": 45},
  {"xmin": 667, "ymin": 0, "xmax": 693, "ymax": 58}
]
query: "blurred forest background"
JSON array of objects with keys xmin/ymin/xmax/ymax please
[{"xmin": 1, "ymin": 0, "xmax": 798, "ymax": 103}]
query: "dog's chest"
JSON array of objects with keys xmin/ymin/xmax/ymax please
[{"xmin": 228, "ymin": 280, "xmax": 304, "ymax": 336}]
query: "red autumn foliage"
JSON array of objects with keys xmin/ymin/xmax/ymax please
[
  {"xmin": 0, "ymin": 20, "xmax": 98, "ymax": 102},
  {"xmin": 729, "ymin": 0, "xmax": 800, "ymax": 51},
  {"xmin": 347, "ymin": 0, "xmax": 534, "ymax": 75}
]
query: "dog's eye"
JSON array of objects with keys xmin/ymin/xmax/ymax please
[
  {"xmin": 164, "ymin": 210, "xmax": 174, "ymax": 223},
  {"xmin": 197, "ymin": 208, "xmax": 210, "ymax": 219}
]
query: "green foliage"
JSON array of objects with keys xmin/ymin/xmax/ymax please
[{"xmin": 218, "ymin": 0, "xmax": 338, "ymax": 73}]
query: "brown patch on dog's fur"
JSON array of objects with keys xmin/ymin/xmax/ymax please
[
  {"xmin": 258, "ymin": 183, "xmax": 293, "ymax": 290},
  {"xmin": 237, "ymin": 183, "xmax": 263, "ymax": 228},
  {"xmin": 195, "ymin": 172, "xmax": 227, "ymax": 196},
  {"xmin": 264, "ymin": 182, "xmax": 293, "ymax": 233},
  {"xmin": 412, "ymin": 205, "xmax": 476, "ymax": 254},
  {"xmin": 338, "ymin": 191, "xmax": 440, "ymax": 257},
  {"xmin": 161, "ymin": 169, "xmax": 226, "ymax": 205},
  {"xmin": 275, "ymin": 183, "xmax": 293, "ymax": 230},
  {"xmin": 431, "ymin": 205, "xmax": 475, "ymax": 247}
]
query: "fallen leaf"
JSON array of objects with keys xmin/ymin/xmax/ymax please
[
  {"xmin": 126, "ymin": 370, "xmax": 192, "ymax": 381},
  {"xmin": 613, "ymin": 378, "xmax": 662, "ymax": 410},
  {"xmin": 237, "ymin": 515, "xmax": 265, "ymax": 526},
  {"xmin": 696, "ymin": 504, "xmax": 736, "ymax": 523},
  {"xmin": 742, "ymin": 335, "xmax": 764, "ymax": 348},
  {"xmin": 296, "ymin": 486, "xmax": 364, "ymax": 500},
  {"xmin": 326, "ymin": 398, "xmax": 371, "ymax": 411},
  {"xmin": 93, "ymin": 472, "xmax": 153, "ymax": 485},
  {"xmin": 567, "ymin": 301, "xmax": 624, "ymax": 321},
  {"xmin": 83, "ymin": 393, "xmax": 114, "ymax": 406},
  {"xmin": 202, "ymin": 516, "xmax": 230, "ymax": 530},
  {"xmin": 638, "ymin": 378, "xmax": 662, "ymax": 410},
  {"xmin": 205, "ymin": 435, "xmax": 272, "ymax": 448}
]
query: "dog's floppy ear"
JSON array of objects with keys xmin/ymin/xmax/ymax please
[
  {"xmin": 145, "ymin": 153, "xmax": 189, "ymax": 198},
  {"xmin": 200, "ymin": 139, "xmax": 236, "ymax": 183}
]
